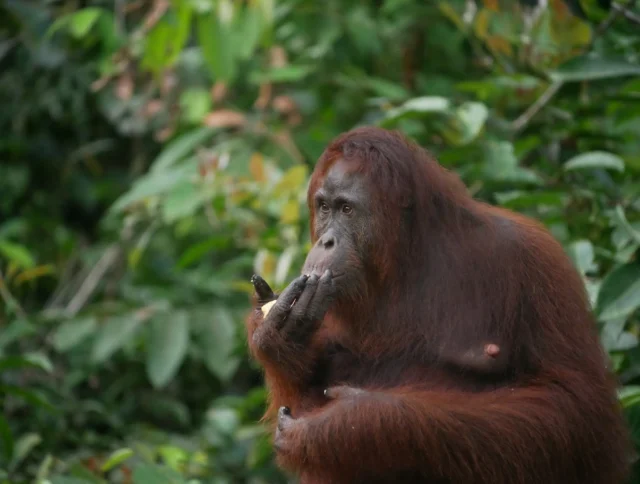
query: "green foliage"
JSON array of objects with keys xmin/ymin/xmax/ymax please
[{"xmin": 0, "ymin": 0, "xmax": 639, "ymax": 482}]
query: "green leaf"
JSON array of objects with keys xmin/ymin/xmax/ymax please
[
  {"xmin": 0, "ymin": 385, "xmax": 56, "ymax": 413},
  {"xmin": 46, "ymin": 7, "xmax": 104, "ymax": 40},
  {"xmin": 199, "ymin": 307, "xmax": 239, "ymax": 382},
  {"xmin": 35, "ymin": 453, "xmax": 54, "ymax": 482},
  {"xmin": 167, "ymin": 0, "xmax": 193, "ymax": 64},
  {"xmin": 601, "ymin": 314, "xmax": 638, "ymax": 352},
  {"xmin": 53, "ymin": 461, "xmax": 106, "ymax": 483},
  {"xmin": 50, "ymin": 478, "xmax": 96, "ymax": 484},
  {"xmin": 619, "ymin": 386, "xmax": 640, "ymax": 408},
  {"xmin": 206, "ymin": 407, "xmax": 240, "ymax": 437},
  {"xmin": 249, "ymin": 65, "xmax": 315, "ymax": 84},
  {"xmin": 578, "ymin": 0, "xmax": 610, "ymax": 22},
  {"xmin": 0, "ymin": 414, "xmax": 13, "ymax": 462},
  {"xmin": 142, "ymin": 22, "xmax": 172, "ymax": 73},
  {"xmin": 482, "ymin": 141, "xmax": 544, "ymax": 185},
  {"xmin": 0, "ymin": 354, "xmax": 52, "ymax": 373},
  {"xmin": 235, "ymin": 2, "xmax": 264, "ymax": 60},
  {"xmin": 612, "ymin": 220, "xmax": 640, "ymax": 250},
  {"xmin": 395, "ymin": 96, "xmax": 450, "ymax": 114},
  {"xmin": 551, "ymin": 57, "xmax": 640, "ymax": 82},
  {"xmin": 177, "ymin": 237, "xmax": 232, "ymax": 269},
  {"xmin": 140, "ymin": 394, "xmax": 191, "ymax": 429},
  {"xmin": 23, "ymin": 352, "xmax": 53, "ymax": 372},
  {"xmin": 156, "ymin": 446, "xmax": 188, "ymax": 471},
  {"xmin": 196, "ymin": 11, "xmax": 236, "ymax": 82},
  {"xmin": 132, "ymin": 463, "xmax": 186, "ymax": 484},
  {"xmin": 161, "ymin": 180, "xmax": 204, "ymax": 224},
  {"xmin": 612, "ymin": 205, "xmax": 640, "ymax": 246},
  {"xmin": 494, "ymin": 190, "xmax": 566, "ymax": 210},
  {"xmin": 0, "ymin": 319, "xmax": 35, "ymax": 350},
  {"xmin": 179, "ymin": 88, "xmax": 211, "ymax": 124},
  {"xmin": 101, "ymin": 447, "xmax": 134, "ymax": 472},
  {"xmin": 597, "ymin": 262, "xmax": 640, "ymax": 321},
  {"xmin": 382, "ymin": 96, "xmax": 450, "ymax": 125},
  {"xmin": 150, "ymin": 127, "xmax": 215, "ymax": 173},
  {"xmin": 111, "ymin": 161, "xmax": 197, "ymax": 212},
  {"xmin": 566, "ymin": 240, "xmax": 597, "ymax": 275},
  {"xmin": 564, "ymin": 151, "xmax": 625, "ymax": 172},
  {"xmin": 0, "ymin": 241, "xmax": 35, "ymax": 268},
  {"xmin": 91, "ymin": 315, "xmax": 142, "ymax": 364},
  {"xmin": 146, "ymin": 311, "xmax": 190, "ymax": 388},
  {"xmin": 610, "ymin": 331, "xmax": 638, "ymax": 352},
  {"xmin": 51, "ymin": 316, "xmax": 98, "ymax": 352},
  {"xmin": 68, "ymin": 8, "xmax": 103, "ymax": 38},
  {"xmin": 366, "ymin": 78, "xmax": 409, "ymax": 100},
  {"xmin": 9, "ymin": 433, "xmax": 41, "ymax": 472},
  {"xmin": 454, "ymin": 102, "xmax": 488, "ymax": 142},
  {"xmin": 275, "ymin": 165, "xmax": 309, "ymax": 193}
]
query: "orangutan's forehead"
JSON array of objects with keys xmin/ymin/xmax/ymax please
[{"xmin": 317, "ymin": 159, "xmax": 366, "ymax": 199}]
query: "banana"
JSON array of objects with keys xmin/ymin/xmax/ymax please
[{"xmin": 261, "ymin": 300, "xmax": 277, "ymax": 317}]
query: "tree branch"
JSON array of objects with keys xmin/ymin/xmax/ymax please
[
  {"xmin": 613, "ymin": 1, "xmax": 640, "ymax": 24},
  {"xmin": 64, "ymin": 245, "xmax": 121, "ymax": 318},
  {"xmin": 511, "ymin": 80, "xmax": 564, "ymax": 133}
]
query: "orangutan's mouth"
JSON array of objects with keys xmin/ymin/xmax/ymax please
[{"xmin": 303, "ymin": 268, "xmax": 343, "ymax": 280}]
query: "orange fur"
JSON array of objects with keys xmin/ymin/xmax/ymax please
[{"xmin": 246, "ymin": 127, "xmax": 632, "ymax": 483}]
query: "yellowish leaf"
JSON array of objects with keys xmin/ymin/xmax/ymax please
[
  {"xmin": 550, "ymin": 16, "xmax": 591, "ymax": 50},
  {"xmin": 230, "ymin": 190, "xmax": 252, "ymax": 204},
  {"xmin": 14, "ymin": 265, "xmax": 55, "ymax": 285},
  {"xmin": 249, "ymin": 153, "xmax": 266, "ymax": 182},
  {"xmin": 128, "ymin": 248, "xmax": 143, "ymax": 269},
  {"xmin": 549, "ymin": 0, "xmax": 592, "ymax": 50},
  {"xmin": 549, "ymin": 0, "xmax": 571, "ymax": 18},
  {"xmin": 438, "ymin": 2, "xmax": 465, "ymax": 31},
  {"xmin": 281, "ymin": 199, "xmax": 300, "ymax": 224},
  {"xmin": 474, "ymin": 9, "xmax": 491, "ymax": 39},
  {"xmin": 487, "ymin": 36, "xmax": 513, "ymax": 56},
  {"xmin": 275, "ymin": 165, "xmax": 308, "ymax": 193},
  {"xmin": 482, "ymin": 0, "xmax": 499, "ymax": 11},
  {"xmin": 255, "ymin": 249, "xmax": 277, "ymax": 280}
]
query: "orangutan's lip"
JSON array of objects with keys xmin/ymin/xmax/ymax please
[{"xmin": 302, "ymin": 270, "xmax": 344, "ymax": 280}]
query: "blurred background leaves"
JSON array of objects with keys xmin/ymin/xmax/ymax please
[{"xmin": 0, "ymin": 0, "xmax": 639, "ymax": 482}]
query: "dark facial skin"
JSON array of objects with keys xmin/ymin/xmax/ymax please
[
  {"xmin": 249, "ymin": 160, "xmax": 372, "ymax": 352},
  {"xmin": 301, "ymin": 159, "xmax": 374, "ymax": 301}
]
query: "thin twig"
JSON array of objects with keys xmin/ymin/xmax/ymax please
[
  {"xmin": 45, "ymin": 253, "xmax": 80, "ymax": 310},
  {"xmin": 512, "ymin": 0, "xmax": 638, "ymax": 133},
  {"xmin": 64, "ymin": 245, "xmax": 121, "ymax": 317},
  {"xmin": 589, "ymin": 1, "xmax": 639, "ymax": 49},
  {"xmin": 0, "ymin": 269, "xmax": 27, "ymax": 319},
  {"xmin": 511, "ymin": 80, "xmax": 564, "ymax": 133},
  {"xmin": 588, "ymin": 9, "xmax": 621, "ymax": 50},
  {"xmin": 613, "ymin": 1, "xmax": 640, "ymax": 24}
]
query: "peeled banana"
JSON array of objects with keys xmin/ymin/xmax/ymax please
[{"xmin": 261, "ymin": 300, "xmax": 277, "ymax": 317}]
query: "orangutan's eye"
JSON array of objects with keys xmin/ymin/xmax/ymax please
[
  {"xmin": 342, "ymin": 204, "xmax": 352, "ymax": 214},
  {"xmin": 320, "ymin": 202, "xmax": 330, "ymax": 213}
]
